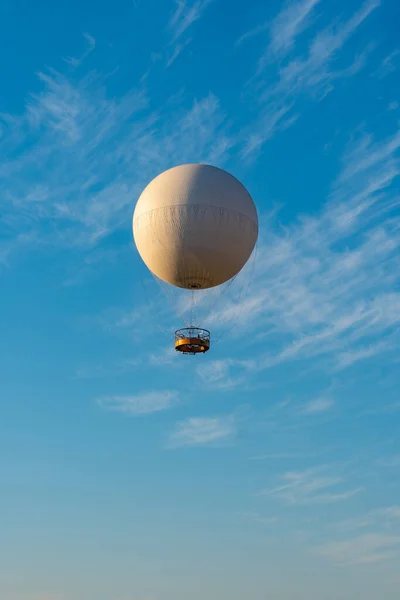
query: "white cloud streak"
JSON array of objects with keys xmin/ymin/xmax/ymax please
[
  {"xmin": 258, "ymin": 466, "xmax": 363, "ymax": 505},
  {"xmin": 269, "ymin": 0, "xmax": 321, "ymax": 56},
  {"xmin": 168, "ymin": 415, "xmax": 237, "ymax": 447},
  {"xmin": 212, "ymin": 128, "xmax": 400, "ymax": 373},
  {"xmin": 376, "ymin": 49, "xmax": 400, "ymax": 79},
  {"xmin": 1, "ymin": 70, "xmax": 233, "ymax": 255},
  {"xmin": 237, "ymin": 0, "xmax": 320, "ymax": 50},
  {"xmin": 249, "ymin": 452, "xmax": 314, "ymax": 460},
  {"xmin": 303, "ymin": 397, "xmax": 334, "ymax": 414},
  {"xmin": 239, "ymin": 0, "xmax": 380, "ymax": 158},
  {"xmin": 265, "ymin": 0, "xmax": 379, "ymax": 93},
  {"xmin": 318, "ymin": 533, "xmax": 400, "ymax": 566},
  {"xmin": 196, "ymin": 359, "xmax": 256, "ymax": 390},
  {"xmin": 98, "ymin": 391, "xmax": 178, "ymax": 415},
  {"xmin": 336, "ymin": 506, "xmax": 400, "ymax": 531},
  {"xmin": 168, "ymin": 0, "xmax": 213, "ymax": 42},
  {"xmin": 166, "ymin": 37, "xmax": 192, "ymax": 67},
  {"xmin": 241, "ymin": 511, "xmax": 278, "ymax": 526},
  {"xmin": 64, "ymin": 33, "xmax": 96, "ymax": 68},
  {"xmin": 165, "ymin": 0, "xmax": 213, "ymax": 67}
]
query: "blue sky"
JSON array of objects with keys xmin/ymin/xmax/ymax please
[{"xmin": 1, "ymin": 0, "xmax": 400, "ymax": 598}]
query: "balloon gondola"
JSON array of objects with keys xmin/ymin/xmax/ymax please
[
  {"xmin": 132, "ymin": 163, "xmax": 258, "ymax": 354},
  {"xmin": 174, "ymin": 327, "xmax": 211, "ymax": 354}
]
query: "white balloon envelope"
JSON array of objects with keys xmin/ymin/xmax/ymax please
[
  {"xmin": 133, "ymin": 163, "xmax": 258, "ymax": 290},
  {"xmin": 132, "ymin": 163, "xmax": 259, "ymax": 353}
]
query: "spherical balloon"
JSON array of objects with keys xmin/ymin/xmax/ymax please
[{"xmin": 133, "ymin": 164, "xmax": 258, "ymax": 290}]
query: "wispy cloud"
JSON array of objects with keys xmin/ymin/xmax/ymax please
[
  {"xmin": 213, "ymin": 127, "xmax": 400, "ymax": 373},
  {"xmin": 1, "ymin": 69, "xmax": 232, "ymax": 256},
  {"xmin": 334, "ymin": 340, "xmax": 396, "ymax": 370},
  {"xmin": 149, "ymin": 347, "xmax": 180, "ymax": 366},
  {"xmin": 168, "ymin": 415, "xmax": 237, "ymax": 447},
  {"xmin": 335, "ymin": 506, "xmax": 400, "ymax": 531},
  {"xmin": 196, "ymin": 359, "xmax": 255, "ymax": 390},
  {"xmin": 303, "ymin": 397, "xmax": 334, "ymax": 414},
  {"xmin": 249, "ymin": 452, "xmax": 315, "ymax": 460},
  {"xmin": 239, "ymin": 0, "xmax": 380, "ymax": 158},
  {"xmin": 168, "ymin": 0, "xmax": 212, "ymax": 42},
  {"xmin": 165, "ymin": 0, "xmax": 213, "ymax": 67},
  {"xmin": 64, "ymin": 33, "xmax": 96, "ymax": 68},
  {"xmin": 375, "ymin": 49, "xmax": 400, "ymax": 79},
  {"xmin": 257, "ymin": 397, "xmax": 337, "ymax": 432},
  {"xmin": 380, "ymin": 507, "xmax": 400, "ymax": 519},
  {"xmin": 241, "ymin": 103, "xmax": 297, "ymax": 159},
  {"xmin": 269, "ymin": 0, "xmax": 321, "ymax": 56},
  {"xmin": 264, "ymin": 0, "xmax": 379, "ymax": 93},
  {"xmin": 237, "ymin": 0, "xmax": 320, "ymax": 50},
  {"xmin": 318, "ymin": 533, "xmax": 400, "ymax": 566},
  {"xmin": 98, "ymin": 391, "xmax": 178, "ymax": 416},
  {"xmin": 236, "ymin": 22, "xmax": 270, "ymax": 48},
  {"xmin": 166, "ymin": 37, "xmax": 192, "ymax": 67},
  {"xmin": 241, "ymin": 511, "xmax": 278, "ymax": 526},
  {"xmin": 258, "ymin": 466, "xmax": 363, "ymax": 505}
]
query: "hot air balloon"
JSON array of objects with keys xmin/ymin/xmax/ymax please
[{"xmin": 133, "ymin": 163, "xmax": 258, "ymax": 354}]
